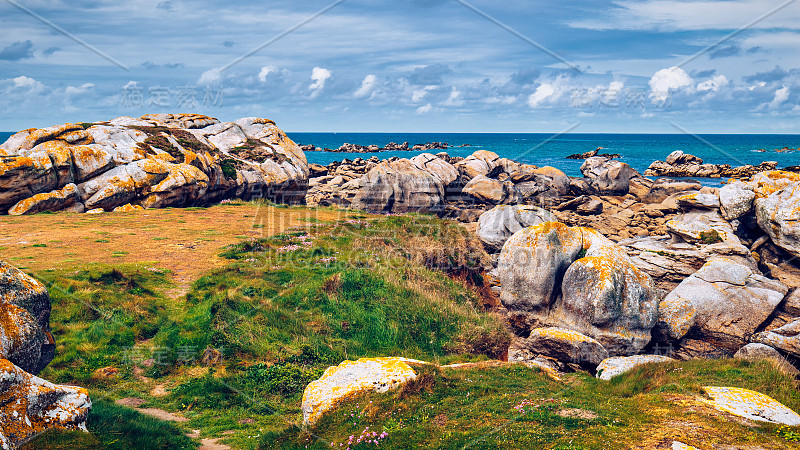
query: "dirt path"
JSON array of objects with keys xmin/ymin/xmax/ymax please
[
  {"xmin": 116, "ymin": 398, "xmax": 231, "ymax": 449},
  {"xmin": 0, "ymin": 204, "xmax": 354, "ymax": 297}
]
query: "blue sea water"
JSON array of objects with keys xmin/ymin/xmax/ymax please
[
  {"xmin": 3, "ymin": 131, "xmax": 798, "ymax": 184},
  {"xmin": 289, "ymin": 133, "xmax": 800, "ymax": 183}
]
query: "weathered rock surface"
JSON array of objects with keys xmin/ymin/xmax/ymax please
[
  {"xmin": 462, "ymin": 175, "xmax": 517, "ymax": 205},
  {"xmin": 301, "ymin": 357, "xmax": 419, "ymax": 426},
  {"xmin": 755, "ymin": 180, "xmax": 800, "ymax": 258},
  {"xmin": 454, "ymin": 150, "xmax": 500, "ymax": 180},
  {"xmin": 752, "ymin": 319, "xmax": 800, "ymax": 358},
  {"xmin": 734, "ymin": 343, "xmax": 799, "ymax": 375},
  {"xmin": 580, "ymin": 157, "xmax": 638, "ymax": 195},
  {"xmin": 719, "ymin": 181, "xmax": 756, "ymax": 220},
  {"xmin": 350, "ymin": 158, "xmax": 445, "ymax": 213},
  {"xmin": 701, "ymin": 386, "xmax": 800, "ymax": 426},
  {"xmin": 0, "ymin": 359, "xmax": 92, "ymax": 449},
  {"xmin": 497, "ymin": 222, "xmax": 659, "ymax": 354},
  {"xmin": 656, "ymin": 257, "xmax": 787, "ymax": 352},
  {"xmin": 476, "ymin": 205, "xmax": 555, "ymax": 251},
  {"xmin": 0, "ymin": 113, "xmax": 309, "ymax": 214},
  {"xmin": 0, "ymin": 261, "xmax": 91, "ymax": 448},
  {"xmin": 512, "ymin": 327, "xmax": 609, "ymax": 370},
  {"xmin": 595, "ymin": 355, "xmax": 674, "ymax": 380}
]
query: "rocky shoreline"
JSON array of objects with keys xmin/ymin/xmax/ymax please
[
  {"xmin": 4, "ymin": 114, "xmax": 800, "ymax": 441},
  {"xmin": 299, "ymin": 141, "xmax": 466, "ymax": 153}
]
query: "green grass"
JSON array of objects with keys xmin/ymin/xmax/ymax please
[
  {"xmin": 23, "ymin": 395, "xmax": 196, "ymax": 449},
  {"xmin": 268, "ymin": 359, "xmax": 800, "ymax": 449},
  {"xmin": 26, "ymin": 212, "xmax": 800, "ymax": 449}
]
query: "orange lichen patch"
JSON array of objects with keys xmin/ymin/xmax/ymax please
[
  {"xmin": 112, "ymin": 204, "xmax": 144, "ymax": 212},
  {"xmin": 658, "ymin": 296, "xmax": 696, "ymax": 340},
  {"xmin": 85, "ymin": 208, "xmax": 104, "ymax": 214},
  {"xmin": 8, "ymin": 184, "xmax": 78, "ymax": 216},
  {"xmin": 0, "ymin": 156, "xmax": 36, "ymax": 176},
  {"xmin": 701, "ymin": 386, "xmax": 800, "ymax": 425},
  {"xmin": 530, "ymin": 327, "xmax": 598, "ymax": 344},
  {"xmin": 23, "ymin": 123, "xmax": 83, "ymax": 149},
  {"xmin": 534, "ymin": 166, "xmax": 567, "ymax": 179},
  {"xmin": 301, "ymin": 357, "xmax": 418, "ymax": 427},
  {"xmin": 748, "ymin": 170, "xmax": 800, "ymax": 198},
  {"xmin": 0, "ymin": 358, "xmax": 91, "ymax": 448}
]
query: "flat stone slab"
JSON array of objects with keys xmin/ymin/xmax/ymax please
[
  {"xmin": 596, "ymin": 355, "xmax": 674, "ymax": 380},
  {"xmin": 701, "ymin": 386, "xmax": 800, "ymax": 425}
]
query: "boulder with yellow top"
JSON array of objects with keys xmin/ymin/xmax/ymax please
[
  {"xmin": 497, "ymin": 221, "xmax": 659, "ymax": 355},
  {"xmin": 301, "ymin": 357, "xmax": 420, "ymax": 427}
]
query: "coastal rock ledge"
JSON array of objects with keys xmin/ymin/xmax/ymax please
[{"xmin": 0, "ymin": 113, "xmax": 309, "ymax": 214}]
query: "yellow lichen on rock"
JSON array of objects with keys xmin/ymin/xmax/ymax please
[
  {"xmin": 701, "ymin": 386, "xmax": 800, "ymax": 425},
  {"xmin": 301, "ymin": 357, "xmax": 418, "ymax": 427},
  {"xmin": 112, "ymin": 203, "xmax": 144, "ymax": 212}
]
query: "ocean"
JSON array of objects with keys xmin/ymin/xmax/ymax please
[{"xmin": 3, "ymin": 131, "xmax": 798, "ymax": 184}]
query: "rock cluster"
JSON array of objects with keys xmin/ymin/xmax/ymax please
[
  {"xmin": 0, "ymin": 114, "xmax": 309, "ymax": 214},
  {"xmin": 302, "ymin": 141, "xmax": 448, "ymax": 153},
  {"xmin": 0, "ymin": 261, "xmax": 91, "ymax": 448},
  {"xmin": 645, "ymin": 150, "xmax": 781, "ymax": 178}
]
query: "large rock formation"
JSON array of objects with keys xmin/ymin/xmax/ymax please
[
  {"xmin": 476, "ymin": 205, "xmax": 555, "ymax": 251},
  {"xmin": 497, "ymin": 222, "xmax": 659, "ymax": 355},
  {"xmin": 755, "ymin": 180, "xmax": 800, "ymax": 258},
  {"xmin": 580, "ymin": 157, "xmax": 638, "ymax": 195},
  {"xmin": 0, "ymin": 261, "xmax": 91, "ymax": 448},
  {"xmin": 656, "ymin": 257, "xmax": 788, "ymax": 354},
  {"xmin": 0, "ymin": 114, "xmax": 309, "ymax": 214},
  {"xmin": 350, "ymin": 158, "xmax": 447, "ymax": 213}
]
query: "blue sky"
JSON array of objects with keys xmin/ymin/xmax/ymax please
[{"xmin": 1, "ymin": 0, "xmax": 799, "ymax": 133}]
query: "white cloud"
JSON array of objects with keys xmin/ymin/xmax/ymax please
[
  {"xmin": 443, "ymin": 87, "xmax": 463, "ymax": 106},
  {"xmin": 354, "ymin": 74, "xmax": 377, "ymax": 98},
  {"xmin": 309, "ymin": 67, "xmax": 331, "ymax": 97},
  {"xmin": 258, "ymin": 65, "xmax": 277, "ymax": 82},
  {"xmin": 198, "ymin": 67, "xmax": 223, "ymax": 85},
  {"xmin": 769, "ymin": 86, "xmax": 790, "ymax": 108},
  {"xmin": 649, "ymin": 67, "xmax": 693, "ymax": 103},
  {"xmin": 412, "ymin": 85, "xmax": 436, "ymax": 102},
  {"xmin": 416, "ymin": 103, "xmax": 432, "ymax": 114},
  {"xmin": 65, "ymin": 83, "xmax": 94, "ymax": 96},
  {"xmin": 527, "ymin": 83, "xmax": 556, "ymax": 107},
  {"xmin": 12, "ymin": 76, "xmax": 41, "ymax": 89},
  {"xmin": 696, "ymin": 74, "xmax": 728, "ymax": 92},
  {"xmin": 569, "ymin": 1, "xmax": 800, "ymax": 31}
]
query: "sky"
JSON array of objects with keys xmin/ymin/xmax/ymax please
[{"xmin": 1, "ymin": 0, "xmax": 799, "ymax": 133}]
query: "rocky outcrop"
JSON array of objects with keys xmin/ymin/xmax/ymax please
[
  {"xmin": 645, "ymin": 151, "xmax": 778, "ymax": 178},
  {"xmin": 497, "ymin": 222, "xmax": 659, "ymax": 355},
  {"xmin": 454, "ymin": 150, "xmax": 500, "ymax": 180},
  {"xmin": 462, "ymin": 175, "xmax": 517, "ymax": 205},
  {"xmin": 580, "ymin": 157, "xmax": 638, "ymax": 195},
  {"xmin": 656, "ymin": 257, "xmax": 788, "ymax": 354},
  {"xmin": 0, "ymin": 261, "xmax": 91, "ymax": 448},
  {"xmin": 752, "ymin": 319, "xmax": 800, "ymax": 358},
  {"xmin": 0, "ymin": 114, "xmax": 309, "ymax": 214},
  {"xmin": 350, "ymin": 158, "xmax": 446, "ymax": 213},
  {"xmin": 301, "ymin": 357, "xmax": 419, "ymax": 427},
  {"xmin": 755, "ymin": 180, "xmax": 800, "ymax": 258},
  {"xmin": 510, "ymin": 327, "xmax": 608, "ymax": 370},
  {"xmin": 476, "ymin": 205, "xmax": 555, "ymax": 251}
]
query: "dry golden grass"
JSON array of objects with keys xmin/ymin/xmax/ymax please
[{"xmin": 0, "ymin": 203, "xmax": 359, "ymax": 297}]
